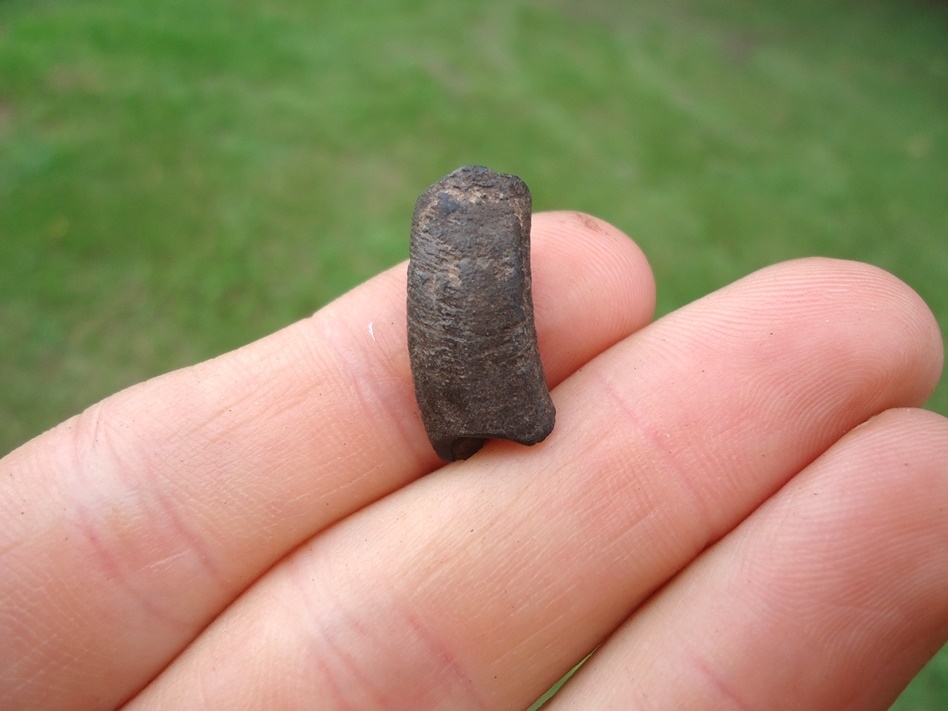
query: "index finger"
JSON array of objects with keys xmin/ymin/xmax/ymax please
[{"xmin": 0, "ymin": 211, "xmax": 655, "ymax": 711}]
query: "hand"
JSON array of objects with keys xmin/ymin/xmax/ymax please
[{"xmin": 2, "ymin": 213, "xmax": 946, "ymax": 710}]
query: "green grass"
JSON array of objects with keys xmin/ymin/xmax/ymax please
[{"xmin": 1, "ymin": 0, "xmax": 946, "ymax": 707}]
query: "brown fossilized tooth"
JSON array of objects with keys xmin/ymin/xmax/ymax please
[{"xmin": 407, "ymin": 165, "xmax": 556, "ymax": 462}]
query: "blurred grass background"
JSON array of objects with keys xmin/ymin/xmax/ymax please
[{"xmin": 1, "ymin": 0, "xmax": 945, "ymax": 706}]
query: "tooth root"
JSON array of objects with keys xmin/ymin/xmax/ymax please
[{"xmin": 407, "ymin": 165, "xmax": 556, "ymax": 462}]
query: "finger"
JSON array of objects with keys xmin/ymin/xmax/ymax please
[
  {"xmin": 129, "ymin": 259, "xmax": 943, "ymax": 709},
  {"xmin": 548, "ymin": 408, "xmax": 948, "ymax": 710},
  {"xmin": 0, "ymin": 211, "xmax": 655, "ymax": 711}
]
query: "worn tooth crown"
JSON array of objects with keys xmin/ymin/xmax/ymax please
[{"xmin": 407, "ymin": 165, "xmax": 556, "ymax": 462}]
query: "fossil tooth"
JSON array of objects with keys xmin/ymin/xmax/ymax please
[{"xmin": 407, "ymin": 165, "xmax": 556, "ymax": 462}]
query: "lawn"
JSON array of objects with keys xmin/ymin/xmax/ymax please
[{"xmin": 1, "ymin": 0, "xmax": 946, "ymax": 707}]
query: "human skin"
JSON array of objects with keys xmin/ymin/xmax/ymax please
[{"xmin": 1, "ymin": 212, "xmax": 945, "ymax": 710}]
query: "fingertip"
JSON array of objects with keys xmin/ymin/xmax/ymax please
[
  {"xmin": 774, "ymin": 258, "xmax": 944, "ymax": 406},
  {"xmin": 533, "ymin": 211, "xmax": 655, "ymax": 316},
  {"xmin": 530, "ymin": 211, "xmax": 656, "ymax": 382}
]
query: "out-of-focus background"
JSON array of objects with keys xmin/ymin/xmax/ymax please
[{"xmin": 1, "ymin": 0, "xmax": 945, "ymax": 705}]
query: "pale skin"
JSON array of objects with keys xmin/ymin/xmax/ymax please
[{"xmin": 1, "ymin": 212, "xmax": 947, "ymax": 711}]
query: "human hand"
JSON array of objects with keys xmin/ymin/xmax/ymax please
[{"xmin": 2, "ymin": 213, "xmax": 946, "ymax": 710}]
